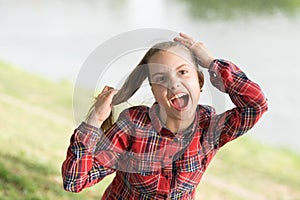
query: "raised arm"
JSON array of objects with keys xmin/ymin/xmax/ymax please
[
  {"xmin": 61, "ymin": 109, "xmax": 133, "ymax": 192},
  {"xmin": 61, "ymin": 86, "xmax": 131, "ymax": 192},
  {"xmin": 61, "ymin": 123, "xmax": 115, "ymax": 192},
  {"xmin": 208, "ymin": 59, "xmax": 268, "ymax": 147},
  {"xmin": 174, "ymin": 32, "xmax": 268, "ymax": 148}
]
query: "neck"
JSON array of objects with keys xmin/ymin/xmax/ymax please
[{"xmin": 159, "ymin": 108, "xmax": 195, "ymax": 133}]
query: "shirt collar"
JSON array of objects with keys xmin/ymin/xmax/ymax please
[
  {"xmin": 149, "ymin": 102, "xmax": 164, "ymax": 133},
  {"xmin": 149, "ymin": 102, "xmax": 199, "ymax": 139}
]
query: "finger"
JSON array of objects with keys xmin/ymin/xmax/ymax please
[
  {"xmin": 179, "ymin": 32, "xmax": 192, "ymax": 40},
  {"xmin": 101, "ymin": 85, "xmax": 113, "ymax": 93},
  {"xmin": 101, "ymin": 86, "xmax": 109, "ymax": 93},
  {"xmin": 179, "ymin": 32, "xmax": 189, "ymax": 38},
  {"xmin": 173, "ymin": 36, "xmax": 182, "ymax": 42},
  {"xmin": 97, "ymin": 87, "xmax": 109, "ymax": 98},
  {"xmin": 105, "ymin": 89, "xmax": 118, "ymax": 101},
  {"xmin": 95, "ymin": 89, "xmax": 118, "ymax": 107},
  {"xmin": 174, "ymin": 37, "xmax": 189, "ymax": 45},
  {"xmin": 103, "ymin": 89, "xmax": 118, "ymax": 107},
  {"xmin": 174, "ymin": 37, "xmax": 194, "ymax": 47},
  {"xmin": 101, "ymin": 86, "xmax": 115, "ymax": 96},
  {"xmin": 96, "ymin": 86, "xmax": 114, "ymax": 99}
]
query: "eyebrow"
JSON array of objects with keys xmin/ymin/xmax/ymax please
[{"xmin": 150, "ymin": 64, "xmax": 188, "ymax": 78}]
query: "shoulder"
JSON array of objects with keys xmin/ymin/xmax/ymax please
[
  {"xmin": 196, "ymin": 104, "xmax": 217, "ymax": 129},
  {"xmin": 197, "ymin": 104, "xmax": 216, "ymax": 118},
  {"xmin": 118, "ymin": 105, "xmax": 150, "ymax": 122}
]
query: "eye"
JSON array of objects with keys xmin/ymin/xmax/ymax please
[
  {"xmin": 179, "ymin": 70, "xmax": 188, "ymax": 75},
  {"xmin": 155, "ymin": 76, "xmax": 167, "ymax": 83}
]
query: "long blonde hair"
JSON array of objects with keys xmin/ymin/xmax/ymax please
[{"xmin": 92, "ymin": 41, "xmax": 204, "ymax": 131}]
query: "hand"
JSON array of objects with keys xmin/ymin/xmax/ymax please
[
  {"xmin": 174, "ymin": 32, "xmax": 215, "ymax": 69},
  {"xmin": 87, "ymin": 86, "xmax": 118, "ymax": 127}
]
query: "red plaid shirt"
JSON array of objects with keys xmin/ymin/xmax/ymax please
[{"xmin": 62, "ymin": 59, "xmax": 268, "ymax": 199}]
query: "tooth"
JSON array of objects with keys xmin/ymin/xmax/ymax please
[{"xmin": 170, "ymin": 93, "xmax": 186, "ymax": 100}]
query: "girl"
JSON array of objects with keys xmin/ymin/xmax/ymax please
[{"xmin": 62, "ymin": 33, "xmax": 268, "ymax": 199}]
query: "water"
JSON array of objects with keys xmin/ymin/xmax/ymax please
[{"xmin": 0, "ymin": 0, "xmax": 299, "ymax": 152}]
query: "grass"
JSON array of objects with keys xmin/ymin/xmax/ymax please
[
  {"xmin": 0, "ymin": 60, "xmax": 299, "ymax": 199},
  {"xmin": 200, "ymin": 138, "xmax": 300, "ymax": 199},
  {"xmin": 0, "ymin": 61, "xmax": 112, "ymax": 200}
]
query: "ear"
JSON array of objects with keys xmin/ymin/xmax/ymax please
[
  {"xmin": 147, "ymin": 72, "xmax": 152, "ymax": 86},
  {"xmin": 197, "ymin": 71, "xmax": 204, "ymax": 92}
]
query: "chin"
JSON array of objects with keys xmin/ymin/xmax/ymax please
[{"xmin": 169, "ymin": 103, "xmax": 197, "ymax": 121}]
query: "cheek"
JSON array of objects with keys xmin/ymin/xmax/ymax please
[
  {"xmin": 186, "ymin": 77, "xmax": 201, "ymax": 99},
  {"xmin": 192, "ymin": 83, "xmax": 201, "ymax": 98},
  {"xmin": 192, "ymin": 81, "xmax": 201, "ymax": 93},
  {"xmin": 151, "ymin": 85, "xmax": 167, "ymax": 101}
]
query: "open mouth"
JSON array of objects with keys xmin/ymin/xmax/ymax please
[{"xmin": 169, "ymin": 93, "xmax": 189, "ymax": 111}]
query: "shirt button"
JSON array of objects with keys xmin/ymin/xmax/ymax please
[
  {"xmin": 212, "ymin": 72, "xmax": 217, "ymax": 78},
  {"xmin": 165, "ymin": 175, "xmax": 169, "ymax": 179},
  {"xmin": 173, "ymin": 138, "xmax": 178, "ymax": 142},
  {"xmin": 164, "ymin": 194, "xmax": 168, "ymax": 199}
]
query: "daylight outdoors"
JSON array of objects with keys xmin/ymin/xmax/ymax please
[{"xmin": 0, "ymin": 0, "xmax": 299, "ymax": 199}]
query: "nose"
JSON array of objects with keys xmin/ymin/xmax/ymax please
[{"xmin": 168, "ymin": 76, "xmax": 180, "ymax": 90}]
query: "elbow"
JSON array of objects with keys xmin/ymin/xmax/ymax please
[
  {"xmin": 249, "ymin": 98, "xmax": 269, "ymax": 128},
  {"xmin": 63, "ymin": 181, "xmax": 84, "ymax": 193},
  {"xmin": 252, "ymin": 95, "xmax": 268, "ymax": 117},
  {"xmin": 62, "ymin": 175, "xmax": 85, "ymax": 193},
  {"xmin": 260, "ymin": 97, "xmax": 269, "ymax": 115},
  {"xmin": 265, "ymin": 98, "xmax": 269, "ymax": 111},
  {"xmin": 63, "ymin": 185, "xmax": 83, "ymax": 193}
]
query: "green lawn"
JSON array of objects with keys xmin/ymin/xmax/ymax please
[{"xmin": 0, "ymin": 61, "xmax": 299, "ymax": 200}]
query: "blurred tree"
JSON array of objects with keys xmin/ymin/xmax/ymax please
[{"xmin": 175, "ymin": 0, "xmax": 300, "ymax": 19}]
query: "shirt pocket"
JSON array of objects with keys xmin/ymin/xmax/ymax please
[
  {"xmin": 175, "ymin": 152, "xmax": 207, "ymax": 193},
  {"xmin": 128, "ymin": 157, "xmax": 160, "ymax": 194}
]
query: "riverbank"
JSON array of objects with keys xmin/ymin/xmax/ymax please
[{"xmin": 0, "ymin": 61, "xmax": 299, "ymax": 199}]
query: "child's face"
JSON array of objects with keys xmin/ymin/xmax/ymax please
[{"xmin": 148, "ymin": 47, "xmax": 201, "ymax": 121}]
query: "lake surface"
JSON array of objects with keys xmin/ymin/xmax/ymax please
[{"xmin": 0, "ymin": 0, "xmax": 299, "ymax": 152}]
